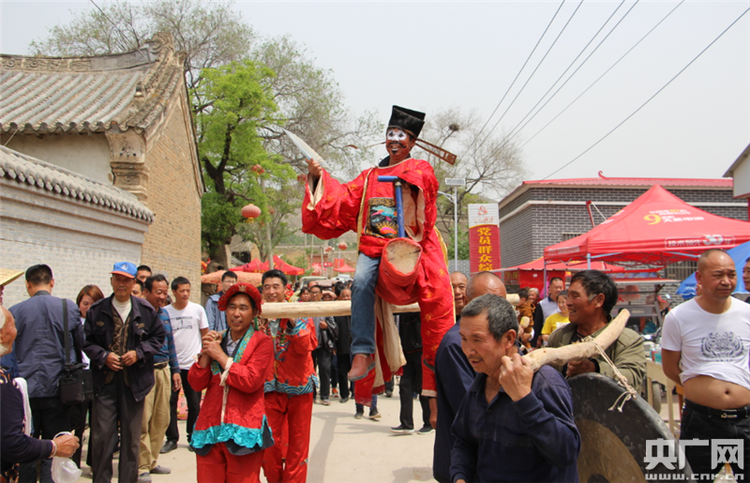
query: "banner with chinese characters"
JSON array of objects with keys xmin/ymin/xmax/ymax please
[{"xmin": 468, "ymin": 204, "xmax": 501, "ymax": 273}]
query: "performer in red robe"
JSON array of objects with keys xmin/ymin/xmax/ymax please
[{"xmin": 302, "ymin": 105, "xmax": 454, "ymax": 401}]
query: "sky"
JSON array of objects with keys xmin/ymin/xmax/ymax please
[{"xmin": 1, "ymin": 0, "xmax": 749, "ymax": 185}]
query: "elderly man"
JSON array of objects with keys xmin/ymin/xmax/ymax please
[
  {"xmin": 450, "ymin": 271, "xmax": 469, "ymax": 318},
  {"xmin": 662, "ymin": 249, "xmax": 750, "ymax": 480},
  {"xmin": 84, "ymin": 262, "xmax": 165, "ymax": 483},
  {"xmin": 433, "ymin": 271, "xmax": 506, "ymax": 483},
  {"xmin": 450, "ymin": 294, "xmax": 580, "ymax": 482},
  {"xmin": 204, "ymin": 270, "xmax": 237, "ymax": 332},
  {"xmin": 138, "ymin": 275, "xmax": 181, "ymax": 482},
  {"xmin": 9, "ymin": 264, "xmax": 82, "ymax": 482},
  {"xmin": 548, "ymin": 270, "xmax": 645, "ymax": 392},
  {"xmin": 261, "ymin": 269, "xmax": 318, "ymax": 483},
  {"xmin": 303, "ymin": 105, "xmax": 454, "ymax": 396},
  {"xmin": 532, "ymin": 277, "xmax": 565, "ymax": 347}
]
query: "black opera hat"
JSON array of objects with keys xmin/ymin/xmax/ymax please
[{"xmin": 388, "ymin": 105, "xmax": 425, "ymax": 139}]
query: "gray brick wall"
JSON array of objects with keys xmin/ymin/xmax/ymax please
[{"xmin": 1, "ymin": 181, "xmax": 149, "ymax": 307}]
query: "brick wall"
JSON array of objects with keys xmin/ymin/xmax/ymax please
[
  {"xmin": 140, "ymin": 97, "xmax": 202, "ymax": 301},
  {"xmin": 0, "ymin": 181, "xmax": 148, "ymax": 307}
]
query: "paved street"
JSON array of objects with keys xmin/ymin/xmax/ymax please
[{"xmin": 76, "ymin": 392, "xmax": 436, "ymax": 483}]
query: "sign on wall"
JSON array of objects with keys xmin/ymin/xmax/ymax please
[{"xmin": 468, "ymin": 203, "xmax": 501, "ymax": 273}]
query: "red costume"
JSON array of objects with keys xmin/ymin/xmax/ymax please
[
  {"xmin": 302, "ymin": 157, "xmax": 454, "ymax": 400},
  {"xmin": 262, "ymin": 316, "xmax": 317, "ymax": 483},
  {"xmin": 188, "ymin": 327, "xmax": 274, "ymax": 483}
]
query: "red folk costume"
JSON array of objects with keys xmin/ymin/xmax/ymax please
[
  {"xmin": 188, "ymin": 283, "xmax": 274, "ymax": 483},
  {"xmin": 302, "ymin": 107, "xmax": 454, "ymax": 402},
  {"xmin": 262, "ymin": 315, "xmax": 318, "ymax": 483}
]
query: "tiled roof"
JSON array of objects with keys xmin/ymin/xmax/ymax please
[
  {"xmin": 524, "ymin": 174, "xmax": 732, "ymax": 188},
  {"xmin": 0, "ymin": 33, "xmax": 184, "ymax": 134},
  {"xmin": 0, "ymin": 145, "xmax": 154, "ymax": 222},
  {"xmin": 498, "ymin": 172, "xmax": 733, "ymax": 211}
]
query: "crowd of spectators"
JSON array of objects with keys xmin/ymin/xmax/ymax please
[{"xmin": 2, "ymin": 254, "xmax": 748, "ymax": 482}]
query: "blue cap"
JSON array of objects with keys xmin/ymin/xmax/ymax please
[{"xmin": 111, "ymin": 262, "xmax": 137, "ymax": 279}]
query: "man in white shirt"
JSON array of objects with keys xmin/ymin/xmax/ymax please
[
  {"xmin": 161, "ymin": 276, "xmax": 209, "ymax": 453},
  {"xmin": 662, "ymin": 249, "xmax": 750, "ymax": 481}
]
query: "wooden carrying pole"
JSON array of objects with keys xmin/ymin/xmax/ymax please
[
  {"xmin": 525, "ymin": 309, "xmax": 630, "ymax": 372},
  {"xmin": 261, "ymin": 294, "xmax": 520, "ymax": 320}
]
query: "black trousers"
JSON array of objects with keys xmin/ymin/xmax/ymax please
[
  {"xmin": 165, "ymin": 369, "xmax": 201, "ymax": 443},
  {"xmin": 312, "ymin": 348, "xmax": 332, "ymax": 400},
  {"xmin": 681, "ymin": 400, "xmax": 750, "ymax": 480},
  {"xmin": 69, "ymin": 401, "xmax": 90, "ymax": 468},
  {"xmin": 399, "ymin": 350, "xmax": 430, "ymax": 429},
  {"xmin": 19, "ymin": 394, "xmax": 72, "ymax": 483},
  {"xmin": 337, "ymin": 353, "xmax": 351, "ymax": 400},
  {"xmin": 90, "ymin": 372, "xmax": 145, "ymax": 483}
]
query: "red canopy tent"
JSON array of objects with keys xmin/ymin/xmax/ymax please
[
  {"xmin": 229, "ymin": 256, "xmax": 304, "ymax": 276},
  {"xmin": 230, "ymin": 259, "xmax": 267, "ymax": 273},
  {"xmin": 272, "ymin": 255, "xmax": 305, "ymax": 276},
  {"xmin": 544, "ymin": 185, "xmax": 750, "ymax": 266},
  {"xmin": 333, "ymin": 258, "xmax": 356, "ymax": 273},
  {"xmin": 497, "ymin": 257, "xmax": 628, "ymax": 292}
]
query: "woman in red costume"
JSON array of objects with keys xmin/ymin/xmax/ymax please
[
  {"xmin": 303, "ymin": 105, "xmax": 454, "ymax": 401},
  {"xmin": 188, "ymin": 283, "xmax": 274, "ymax": 483}
]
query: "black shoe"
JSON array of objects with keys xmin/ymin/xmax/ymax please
[
  {"xmin": 385, "ymin": 391, "xmax": 393, "ymax": 398},
  {"xmin": 418, "ymin": 425, "xmax": 434, "ymax": 434},
  {"xmin": 390, "ymin": 424, "xmax": 414, "ymax": 434},
  {"xmin": 339, "ymin": 396, "xmax": 350, "ymax": 403},
  {"xmin": 159, "ymin": 440, "xmax": 177, "ymax": 454},
  {"xmin": 354, "ymin": 411, "xmax": 364, "ymax": 419},
  {"xmin": 187, "ymin": 445, "xmax": 195, "ymax": 453}
]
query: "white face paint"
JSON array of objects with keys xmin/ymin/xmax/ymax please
[{"xmin": 387, "ymin": 129, "xmax": 408, "ymax": 142}]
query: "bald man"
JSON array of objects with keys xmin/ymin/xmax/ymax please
[
  {"xmin": 433, "ymin": 272, "xmax": 507, "ymax": 483},
  {"xmin": 662, "ymin": 249, "xmax": 750, "ymax": 480}
]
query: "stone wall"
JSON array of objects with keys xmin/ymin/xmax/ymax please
[
  {"xmin": 140, "ymin": 95, "xmax": 202, "ymax": 300},
  {"xmin": 0, "ymin": 181, "xmax": 149, "ymax": 307}
]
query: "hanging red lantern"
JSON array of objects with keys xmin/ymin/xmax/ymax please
[
  {"xmin": 241, "ymin": 204, "xmax": 261, "ymax": 219},
  {"xmin": 324, "ymin": 246, "xmax": 333, "ymax": 253},
  {"xmin": 338, "ymin": 242, "xmax": 348, "ymax": 251},
  {"xmin": 251, "ymin": 164, "xmax": 265, "ymax": 175}
]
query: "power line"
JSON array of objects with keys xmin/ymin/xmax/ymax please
[
  {"xmin": 482, "ymin": 0, "xmax": 636, "ymax": 163},
  {"xmin": 541, "ymin": 5, "xmax": 750, "ymax": 180},
  {"xmin": 470, "ymin": 0, "xmax": 585, "ymax": 159},
  {"xmin": 461, "ymin": 0, "xmax": 567, "ymax": 159},
  {"xmin": 519, "ymin": 0, "xmax": 685, "ymax": 149},
  {"xmin": 505, "ymin": 0, "xmax": 638, "ymax": 143}
]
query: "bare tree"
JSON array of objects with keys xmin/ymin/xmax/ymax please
[{"xmin": 418, "ymin": 107, "xmax": 528, "ymax": 237}]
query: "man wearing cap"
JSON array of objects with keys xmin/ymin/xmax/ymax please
[
  {"xmin": 303, "ymin": 105, "xmax": 454, "ymax": 404},
  {"xmin": 84, "ymin": 262, "xmax": 166, "ymax": 483},
  {"xmin": 8, "ymin": 264, "xmax": 83, "ymax": 482}
]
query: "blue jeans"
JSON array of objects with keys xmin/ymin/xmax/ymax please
[{"xmin": 351, "ymin": 253, "xmax": 380, "ymax": 355}]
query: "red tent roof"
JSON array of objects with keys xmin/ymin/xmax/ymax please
[
  {"xmin": 544, "ymin": 185, "xmax": 750, "ymax": 266},
  {"xmin": 230, "ymin": 256, "xmax": 304, "ymax": 276},
  {"xmin": 333, "ymin": 258, "xmax": 356, "ymax": 273},
  {"xmin": 272, "ymin": 255, "xmax": 304, "ymax": 276},
  {"xmin": 498, "ymin": 257, "xmax": 626, "ymax": 273}
]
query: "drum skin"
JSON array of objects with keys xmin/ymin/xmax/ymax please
[{"xmin": 569, "ymin": 373, "xmax": 692, "ymax": 482}]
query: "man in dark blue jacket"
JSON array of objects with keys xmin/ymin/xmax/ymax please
[
  {"xmin": 450, "ymin": 294, "xmax": 580, "ymax": 483},
  {"xmin": 9, "ymin": 264, "xmax": 83, "ymax": 483},
  {"xmin": 84, "ymin": 262, "xmax": 165, "ymax": 483}
]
